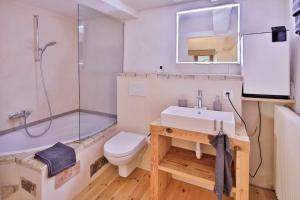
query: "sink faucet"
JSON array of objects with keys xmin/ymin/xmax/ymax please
[{"xmin": 197, "ymin": 89, "xmax": 202, "ymax": 109}]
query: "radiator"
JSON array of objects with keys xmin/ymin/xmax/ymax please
[{"xmin": 274, "ymin": 106, "xmax": 300, "ymax": 200}]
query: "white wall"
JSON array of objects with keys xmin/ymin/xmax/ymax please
[
  {"xmin": 242, "ymin": 0, "xmax": 290, "ymax": 189},
  {"xmin": 124, "ymin": 0, "xmax": 290, "ymax": 74},
  {"xmin": 0, "ymin": 0, "xmax": 78, "ymax": 132},
  {"xmin": 122, "ymin": 0, "xmax": 291, "ymax": 190}
]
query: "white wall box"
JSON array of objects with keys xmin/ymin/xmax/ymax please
[{"xmin": 242, "ymin": 32, "xmax": 290, "ymax": 99}]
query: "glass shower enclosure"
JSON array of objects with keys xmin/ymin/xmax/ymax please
[
  {"xmin": 78, "ymin": 5, "xmax": 124, "ymax": 140},
  {"xmin": 0, "ymin": 1, "xmax": 122, "ymax": 156}
]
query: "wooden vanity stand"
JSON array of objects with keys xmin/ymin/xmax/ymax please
[{"xmin": 150, "ymin": 119, "xmax": 250, "ymax": 200}]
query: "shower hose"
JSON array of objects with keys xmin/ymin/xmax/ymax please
[{"xmin": 24, "ymin": 49, "xmax": 53, "ymax": 138}]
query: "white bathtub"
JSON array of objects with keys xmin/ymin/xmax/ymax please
[{"xmin": 0, "ymin": 112, "xmax": 117, "ymax": 156}]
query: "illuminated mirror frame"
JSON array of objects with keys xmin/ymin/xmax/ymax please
[{"xmin": 176, "ymin": 3, "xmax": 241, "ymax": 64}]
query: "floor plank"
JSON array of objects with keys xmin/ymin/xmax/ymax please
[
  {"xmin": 163, "ymin": 179, "xmax": 232, "ymax": 200},
  {"xmin": 106, "ymin": 169, "xmax": 147, "ymax": 200},
  {"xmin": 249, "ymin": 185, "xmax": 277, "ymax": 200},
  {"xmin": 127, "ymin": 173, "xmax": 151, "ymax": 200},
  {"xmin": 74, "ymin": 166, "xmax": 277, "ymax": 200}
]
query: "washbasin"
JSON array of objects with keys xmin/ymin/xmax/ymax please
[{"xmin": 161, "ymin": 106, "xmax": 235, "ymax": 137}]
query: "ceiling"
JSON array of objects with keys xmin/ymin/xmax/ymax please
[
  {"xmin": 17, "ymin": 0, "xmax": 206, "ymax": 19},
  {"xmin": 121, "ymin": 0, "xmax": 201, "ymax": 11},
  {"xmin": 79, "ymin": 5, "xmax": 106, "ymax": 20},
  {"xmin": 18, "ymin": 0, "xmax": 78, "ymax": 18}
]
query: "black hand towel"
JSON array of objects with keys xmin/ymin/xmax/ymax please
[
  {"xmin": 35, "ymin": 142, "xmax": 76, "ymax": 177},
  {"xmin": 210, "ymin": 134, "xmax": 233, "ymax": 200},
  {"xmin": 293, "ymin": 0, "xmax": 300, "ymax": 16},
  {"xmin": 296, "ymin": 16, "xmax": 300, "ymax": 35}
]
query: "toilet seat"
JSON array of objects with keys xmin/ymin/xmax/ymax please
[{"xmin": 104, "ymin": 132, "xmax": 146, "ymax": 158}]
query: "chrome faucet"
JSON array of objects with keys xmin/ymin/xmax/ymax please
[
  {"xmin": 9, "ymin": 110, "xmax": 31, "ymax": 120},
  {"xmin": 197, "ymin": 89, "xmax": 202, "ymax": 109}
]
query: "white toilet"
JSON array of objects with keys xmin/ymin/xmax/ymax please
[{"xmin": 104, "ymin": 131, "xmax": 146, "ymax": 177}]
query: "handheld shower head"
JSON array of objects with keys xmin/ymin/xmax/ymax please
[
  {"xmin": 41, "ymin": 41, "xmax": 56, "ymax": 53},
  {"xmin": 46, "ymin": 41, "xmax": 56, "ymax": 46}
]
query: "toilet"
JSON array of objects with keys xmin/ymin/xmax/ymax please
[{"xmin": 104, "ymin": 131, "xmax": 146, "ymax": 177}]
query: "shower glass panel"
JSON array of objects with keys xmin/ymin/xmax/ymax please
[{"xmin": 78, "ymin": 5, "xmax": 123, "ymax": 140}]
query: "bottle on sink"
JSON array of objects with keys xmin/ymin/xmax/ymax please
[{"xmin": 213, "ymin": 95, "xmax": 222, "ymax": 111}]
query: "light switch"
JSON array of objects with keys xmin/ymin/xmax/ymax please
[{"xmin": 129, "ymin": 82, "xmax": 146, "ymax": 97}]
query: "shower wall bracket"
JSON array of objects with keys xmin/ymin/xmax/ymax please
[{"xmin": 34, "ymin": 15, "xmax": 41, "ymax": 62}]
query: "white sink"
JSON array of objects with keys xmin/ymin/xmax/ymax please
[{"xmin": 161, "ymin": 106, "xmax": 236, "ymax": 137}]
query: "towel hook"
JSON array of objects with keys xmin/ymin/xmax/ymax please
[
  {"xmin": 220, "ymin": 120, "xmax": 223, "ymax": 131},
  {"xmin": 218, "ymin": 120, "xmax": 225, "ymax": 136},
  {"xmin": 213, "ymin": 119, "xmax": 217, "ymax": 131}
]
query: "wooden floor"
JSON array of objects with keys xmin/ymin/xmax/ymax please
[{"xmin": 74, "ymin": 166, "xmax": 277, "ymax": 200}]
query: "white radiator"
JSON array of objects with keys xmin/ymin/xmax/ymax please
[{"xmin": 274, "ymin": 106, "xmax": 300, "ymax": 200}]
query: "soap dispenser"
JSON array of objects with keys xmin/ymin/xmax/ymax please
[{"xmin": 213, "ymin": 96, "xmax": 222, "ymax": 111}]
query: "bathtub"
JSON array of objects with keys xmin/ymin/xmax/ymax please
[{"xmin": 0, "ymin": 112, "xmax": 117, "ymax": 156}]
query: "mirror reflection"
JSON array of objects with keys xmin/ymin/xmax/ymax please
[{"xmin": 177, "ymin": 4, "xmax": 240, "ymax": 64}]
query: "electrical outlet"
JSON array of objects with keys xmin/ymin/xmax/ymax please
[{"xmin": 223, "ymin": 90, "xmax": 233, "ymax": 100}]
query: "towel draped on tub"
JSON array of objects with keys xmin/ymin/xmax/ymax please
[
  {"xmin": 210, "ymin": 134, "xmax": 233, "ymax": 200},
  {"xmin": 35, "ymin": 142, "xmax": 76, "ymax": 177}
]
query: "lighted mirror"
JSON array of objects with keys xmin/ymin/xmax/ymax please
[{"xmin": 176, "ymin": 4, "xmax": 240, "ymax": 64}]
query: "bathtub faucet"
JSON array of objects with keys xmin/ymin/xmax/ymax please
[{"xmin": 9, "ymin": 110, "xmax": 31, "ymax": 120}]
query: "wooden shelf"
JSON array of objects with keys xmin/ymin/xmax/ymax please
[
  {"xmin": 241, "ymin": 96, "xmax": 296, "ymax": 104},
  {"xmin": 162, "ymin": 178, "xmax": 233, "ymax": 200},
  {"xmin": 158, "ymin": 147, "xmax": 235, "ymax": 192},
  {"xmin": 151, "ymin": 121, "xmax": 249, "ymax": 199}
]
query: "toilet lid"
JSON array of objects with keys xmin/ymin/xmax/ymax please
[{"xmin": 104, "ymin": 132, "xmax": 146, "ymax": 158}]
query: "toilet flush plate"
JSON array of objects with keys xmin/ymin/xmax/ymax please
[{"xmin": 129, "ymin": 81, "xmax": 146, "ymax": 97}]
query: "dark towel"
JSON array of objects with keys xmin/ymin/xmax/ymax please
[
  {"xmin": 296, "ymin": 16, "xmax": 300, "ymax": 35},
  {"xmin": 293, "ymin": 0, "xmax": 300, "ymax": 16},
  {"xmin": 34, "ymin": 142, "xmax": 76, "ymax": 177},
  {"xmin": 210, "ymin": 134, "xmax": 233, "ymax": 200}
]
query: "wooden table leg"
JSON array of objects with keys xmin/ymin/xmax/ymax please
[
  {"xmin": 150, "ymin": 131, "xmax": 171, "ymax": 200},
  {"xmin": 235, "ymin": 150, "xmax": 250, "ymax": 200}
]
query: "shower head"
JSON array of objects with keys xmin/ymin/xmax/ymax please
[{"xmin": 41, "ymin": 41, "xmax": 56, "ymax": 53}]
